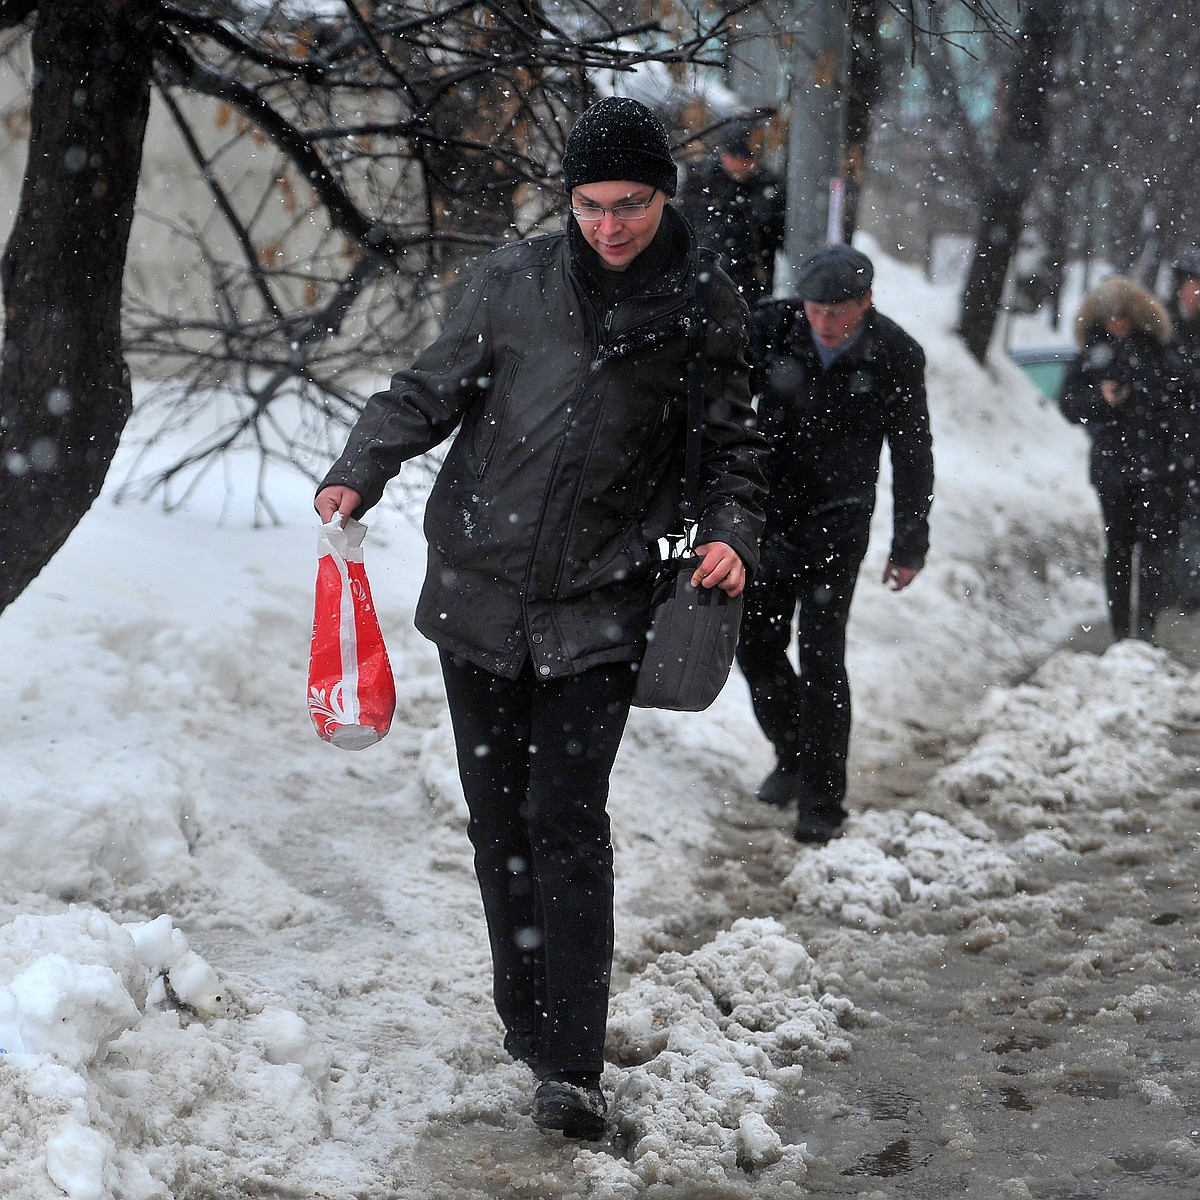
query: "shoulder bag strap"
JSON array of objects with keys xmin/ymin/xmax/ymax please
[{"xmin": 679, "ymin": 296, "xmax": 708, "ymax": 532}]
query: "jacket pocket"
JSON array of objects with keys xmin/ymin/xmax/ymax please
[
  {"xmin": 559, "ymin": 526, "xmax": 656, "ymax": 598},
  {"xmin": 475, "ymin": 350, "xmax": 523, "ymax": 479},
  {"xmin": 623, "ymin": 399, "xmax": 674, "ymax": 516}
]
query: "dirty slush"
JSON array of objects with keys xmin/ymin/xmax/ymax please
[
  {"xmin": 707, "ymin": 622, "xmax": 1200, "ymax": 1199},
  {"xmin": 419, "ymin": 619, "xmax": 1200, "ymax": 1199}
]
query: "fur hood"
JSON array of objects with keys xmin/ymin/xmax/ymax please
[{"xmin": 1074, "ymin": 276, "xmax": 1172, "ymax": 347}]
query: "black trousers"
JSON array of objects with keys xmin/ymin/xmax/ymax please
[
  {"xmin": 438, "ymin": 650, "xmax": 634, "ymax": 1078},
  {"xmin": 734, "ymin": 539, "xmax": 866, "ymax": 809},
  {"xmin": 1096, "ymin": 475, "xmax": 1180, "ymax": 640}
]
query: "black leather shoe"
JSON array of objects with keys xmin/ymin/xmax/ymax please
[
  {"xmin": 756, "ymin": 762, "xmax": 806, "ymax": 807},
  {"xmin": 793, "ymin": 805, "xmax": 847, "ymax": 844},
  {"xmin": 532, "ymin": 1080, "xmax": 607, "ymax": 1140}
]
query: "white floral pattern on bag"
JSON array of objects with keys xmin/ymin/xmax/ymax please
[{"xmin": 308, "ymin": 682, "xmax": 350, "ymax": 737}]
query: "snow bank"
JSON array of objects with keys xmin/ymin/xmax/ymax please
[{"xmin": 0, "ymin": 908, "xmax": 344, "ymax": 1200}]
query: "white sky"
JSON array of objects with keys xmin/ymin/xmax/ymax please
[{"xmin": 0, "ymin": 239, "xmax": 1145, "ymax": 1199}]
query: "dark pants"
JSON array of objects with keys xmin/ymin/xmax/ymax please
[
  {"xmin": 1174, "ymin": 493, "xmax": 1200, "ymax": 611},
  {"xmin": 438, "ymin": 650, "xmax": 634, "ymax": 1078},
  {"xmin": 1096, "ymin": 475, "xmax": 1180, "ymax": 640},
  {"xmin": 735, "ymin": 539, "xmax": 865, "ymax": 809}
]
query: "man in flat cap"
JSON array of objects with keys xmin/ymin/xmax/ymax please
[
  {"xmin": 679, "ymin": 118, "xmax": 787, "ymax": 304},
  {"xmin": 735, "ymin": 243, "xmax": 934, "ymax": 842},
  {"xmin": 316, "ymin": 95, "xmax": 765, "ymax": 1141}
]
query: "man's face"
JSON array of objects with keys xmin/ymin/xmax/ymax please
[
  {"xmin": 720, "ymin": 152, "xmax": 757, "ymax": 182},
  {"xmin": 804, "ymin": 293, "xmax": 872, "ymax": 349},
  {"xmin": 1179, "ymin": 276, "xmax": 1200, "ymax": 318},
  {"xmin": 571, "ymin": 181, "xmax": 666, "ymax": 272}
]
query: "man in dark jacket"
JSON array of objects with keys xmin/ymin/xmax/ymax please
[
  {"xmin": 1169, "ymin": 250, "xmax": 1200, "ymax": 609},
  {"xmin": 736, "ymin": 244, "xmax": 933, "ymax": 843},
  {"xmin": 315, "ymin": 97, "xmax": 766, "ymax": 1141},
  {"xmin": 1170, "ymin": 250, "xmax": 1200, "ymax": 370},
  {"xmin": 678, "ymin": 120, "xmax": 787, "ymax": 305}
]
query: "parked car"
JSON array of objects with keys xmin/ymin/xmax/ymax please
[{"xmin": 1009, "ymin": 346, "xmax": 1077, "ymax": 404}]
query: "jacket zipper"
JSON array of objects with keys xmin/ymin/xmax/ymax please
[
  {"xmin": 526, "ymin": 281, "xmax": 694, "ymax": 618},
  {"xmin": 521, "ymin": 294, "xmax": 606, "ymax": 611}
]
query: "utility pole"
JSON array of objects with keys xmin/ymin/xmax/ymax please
[{"xmin": 784, "ymin": 0, "xmax": 850, "ymax": 292}]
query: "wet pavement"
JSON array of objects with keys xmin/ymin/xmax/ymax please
[{"xmin": 698, "ymin": 604, "xmax": 1200, "ymax": 1198}]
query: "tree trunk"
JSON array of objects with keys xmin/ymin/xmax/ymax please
[
  {"xmin": 957, "ymin": 0, "xmax": 1064, "ymax": 362},
  {"xmin": 840, "ymin": 0, "xmax": 881, "ymax": 244},
  {"xmin": 0, "ymin": 0, "xmax": 154, "ymax": 615},
  {"xmin": 783, "ymin": 0, "xmax": 849, "ymax": 285}
]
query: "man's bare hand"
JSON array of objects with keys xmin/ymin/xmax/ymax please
[
  {"xmin": 692, "ymin": 541, "xmax": 747, "ymax": 597},
  {"xmin": 882, "ymin": 561, "xmax": 919, "ymax": 591},
  {"xmin": 1100, "ymin": 379, "xmax": 1129, "ymax": 407},
  {"xmin": 315, "ymin": 486, "xmax": 362, "ymax": 524}
]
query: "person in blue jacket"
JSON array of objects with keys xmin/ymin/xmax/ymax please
[{"xmin": 737, "ymin": 244, "xmax": 934, "ymax": 843}]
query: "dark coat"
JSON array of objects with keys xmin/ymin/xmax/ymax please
[
  {"xmin": 1171, "ymin": 308, "xmax": 1200, "ymax": 489},
  {"xmin": 748, "ymin": 300, "xmax": 934, "ymax": 572},
  {"xmin": 319, "ymin": 207, "xmax": 767, "ymax": 680},
  {"xmin": 1173, "ymin": 309, "xmax": 1200, "ymax": 373},
  {"xmin": 1060, "ymin": 321, "xmax": 1192, "ymax": 493},
  {"xmin": 678, "ymin": 157, "xmax": 786, "ymax": 304}
]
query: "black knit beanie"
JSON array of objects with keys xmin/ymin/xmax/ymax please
[{"xmin": 562, "ymin": 96, "xmax": 678, "ymax": 198}]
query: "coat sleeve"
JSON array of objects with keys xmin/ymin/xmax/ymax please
[
  {"xmin": 1166, "ymin": 344, "xmax": 1200, "ymax": 482},
  {"xmin": 317, "ymin": 262, "xmax": 494, "ymax": 514},
  {"xmin": 694, "ymin": 274, "xmax": 769, "ymax": 574},
  {"xmin": 1058, "ymin": 352, "xmax": 1106, "ymax": 426},
  {"xmin": 747, "ymin": 297, "xmax": 792, "ymax": 407},
  {"xmin": 883, "ymin": 335, "xmax": 934, "ymax": 569}
]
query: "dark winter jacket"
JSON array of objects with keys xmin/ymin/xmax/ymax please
[
  {"xmin": 319, "ymin": 206, "xmax": 767, "ymax": 680},
  {"xmin": 1059, "ymin": 280, "xmax": 1193, "ymax": 491},
  {"xmin": 678, "ymin": 157, "xmax": 786, "ymax": 304},
  {"xmin": 748, "ymin": 300, "xmax": 934, "ymax": 572},
  {"xmin": 1172, "ymin": 309, "xmax": 1200, "ymax": 375},
  {"xmin": 1171, "ymin": 308, "xmax": 1200, "ymax": 489}
]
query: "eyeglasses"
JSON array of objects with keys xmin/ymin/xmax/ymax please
[{"xmin": 570, "ymin": 192, "xmax": 658, "ymax": 223}]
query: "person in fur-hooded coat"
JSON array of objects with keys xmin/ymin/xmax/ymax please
[{"xmin": 1059, "ymin": 275, "xmax": 1194, "ymax": 642}]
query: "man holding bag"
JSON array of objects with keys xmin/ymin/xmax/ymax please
[{"xmin": 315, "ymin": 97, "xmax": 765, "ymax": 1141}]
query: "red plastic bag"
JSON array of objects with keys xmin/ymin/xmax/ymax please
[{"xmin": 307, "ymin": 517, "xmax": 396, "ymax": 750}]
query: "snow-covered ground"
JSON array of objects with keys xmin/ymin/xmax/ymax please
[{"xmin": 6, "ymin": 241, "xmax": 1172, "ymax": 1200}]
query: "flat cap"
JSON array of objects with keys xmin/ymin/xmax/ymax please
[{"xmin": 795, "ymin": 244, "xmax": 874, "ymax": 302}]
